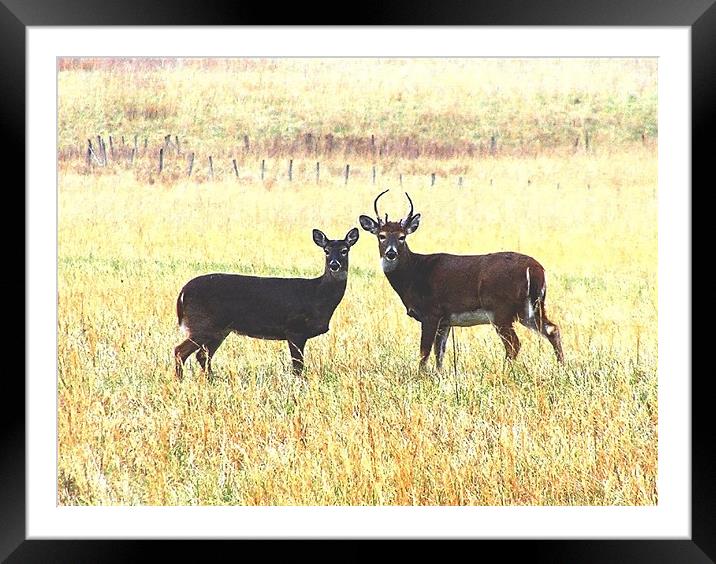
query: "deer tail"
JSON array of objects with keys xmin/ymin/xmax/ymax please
[
  {"xmin": 525, "ymin": 266, "xmax": 547, "ymax": 324},
  {"xmin": 176, "ymin": 290, "xmax": 185, "ymax": 327},
  {"xmin": 529, "ymin": 267, "xmax": 546, "ymax": 308}
]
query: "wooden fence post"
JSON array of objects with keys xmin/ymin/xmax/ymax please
[
  {"xmin": 316, "ymin": 161, "xmax": 320, "ymax": 184},
  {"xmin": 96, "ymin": 136, "xmax": 107, "ymax": 165},
  {"xmin": 458, "ymin": 176, "xmax": 463, "ymax": 187},
  {"xmin": 159, "ymin": 147, "xmax": 164, "ymax": 173},
  {"xmin": 232, "ymin": 159, "xmax": 239, "ymax": 177},
  {"xmin": 344, "ymin": 164, "xmax": 350, "ymax": 185},
  {"xmin": 261, "ymin": 159, "xmax": 265, "ymax": 181},
  {"xmin": 431, "ymin": 173, "xmax": 436, "ymax": 187},
  {"xmin": 188, "ymin": 152, "xmax": 194, "ymax": 176},
  {"xmin": 208, "ymin": 156, "xmax": 214, "ymax": 179},
  {"xmin": 372, "ymin": 165, "xmax": 376, "ymax": 185},
  {"xmin": 288, "ymin": 159, "xmax": 293, "ymax": 181}
]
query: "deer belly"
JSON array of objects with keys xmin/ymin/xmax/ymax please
[
  {"xmin": 230, "ymin": 318, "xmax": 288, "ymax": 340},
  {"xmin": 448, "ymin": 309, "xmax": 494, "ymax": 326},
  {"xmin": 233, "ymin": 328, "xmax": 285, "ymax": 340}
]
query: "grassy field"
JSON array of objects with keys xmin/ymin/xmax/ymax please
[
  {"xmin": 57, "ymin": 58, "xmax": 658, "ymax": 506},
  {"xmin": 59, "ymin": 58, "xmax": 656, "ymax": 164}
]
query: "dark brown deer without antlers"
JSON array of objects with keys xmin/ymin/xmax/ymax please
[
  {"xmin": 359, "ymin": 190, "xmax": 563, "ymax": 369},
  {"xmin": 174, "ymin": 227, "xmax": 359, "ymax": 378}
]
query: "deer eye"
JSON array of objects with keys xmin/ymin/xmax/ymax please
[
  {"xmin": 378, "ymin": 234, "xmax": 386, "ymax": 242},
  {"xmin": 324, "ymin": 248, "xmax": 330, "ymax": 255},
  {"xmin": 340, "ymin": 248, "xmax": 348, "ymax": 256},
  {"xmin": 398, "ymin": 235, "xmax": 406, "ymax": 243}
]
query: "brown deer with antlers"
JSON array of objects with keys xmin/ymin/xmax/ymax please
[{"xmin": 359, "ymin": 190, "xmax": 563, "ymax": 369}]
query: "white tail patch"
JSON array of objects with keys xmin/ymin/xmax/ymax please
[
  {"xmin": 526, "ymin": 267, "xmax": 531, "ymax": 296},
  {"xmin": 178, "ymin": 291, "xmax": 187, "ymax": 332},
  {"xmin": 524, "ymin": 267, "xmax": 535, "ymax": 323},
  {"xmin": 526, "ymin": 299, "xmax": 534, "ymax": 320}
]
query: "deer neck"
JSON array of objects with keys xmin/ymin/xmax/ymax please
[{"xmin": 317, "ymin": 267, "xmax": 348, "ymax": 299}]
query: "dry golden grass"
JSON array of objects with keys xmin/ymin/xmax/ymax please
[
  {"xmin": 58, "ymin": 151, "xmax": 657, "ymax": 505},
  {"xmin": 57, "ymin": 57, "xmax": 657, "ymax": 506},
  {"xmin": 58, "ymin": 58, "xmax": 657, "ymax": 162}
]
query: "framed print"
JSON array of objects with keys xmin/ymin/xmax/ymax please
[{"xmin": 8, "ymin": 0, "xmax": 712, "ymax": 561}]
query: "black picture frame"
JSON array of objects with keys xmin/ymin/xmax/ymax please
[{"xmin": 7, "ymin": 1, "xmax": 710, "ymax": 561}]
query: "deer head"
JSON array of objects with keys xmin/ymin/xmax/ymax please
[
  {"xmin": 312, "ymin": 227, "xmax": 360, "ymax": 280},
  {"xmin": 359, "ymin": 190, "xmax": 421, "ymax": 272}
]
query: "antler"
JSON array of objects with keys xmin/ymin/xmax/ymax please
[
  {"xmin": 400, "ymin": 192, "xmax": 415, "ymax": 227},
  {"xmin": 374, "ymin": 189, "xmax": 389, "ymax": 223},
  {"xmin": 405, "ymin": 192, "xmax": 414, "ymax": 220}
]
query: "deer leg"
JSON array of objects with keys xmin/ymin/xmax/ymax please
[
  {"xmin": 494, "ymin": 323, "xmax": 521, "ymax": 360},
  {"xmin": 419, "ymin": 317, "xmax": 441, "ymax": 370},
  {"xmin": 195, "ymin": 335, "xmax": 227, "ymax": 376},
  {"xmin": 433, "ymin": 324, "xmax": 451, "ymax": 371},
  {"xmin": 528, "ymin": 302, "xmax": 565, "ymax": 363},
  {"xmin": 287, "ymin": 335, "xmax": 308, "ymax": 376},
  {"xmin": 174, "ymin": 339, "xmax": 200, "ymax": 380},
  {"xmin": 540, "ymin": 316, "xmax": 564, "ymax": 363}
]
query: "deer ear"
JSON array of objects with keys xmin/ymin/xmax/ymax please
[
  {"xmin": 359, "ymin": 215, "xmax": 379, "ymax": 234},
  {"xmin": 405, "ymin": 213, "xmax": 421, "ymax": 234},
  {"xmin": 345, "ymin": 227, "xmax": 360, "ymax": 247},
  {"xmin": 312, "ymin": 229, "xmax": 328, "ymax": 248}
]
